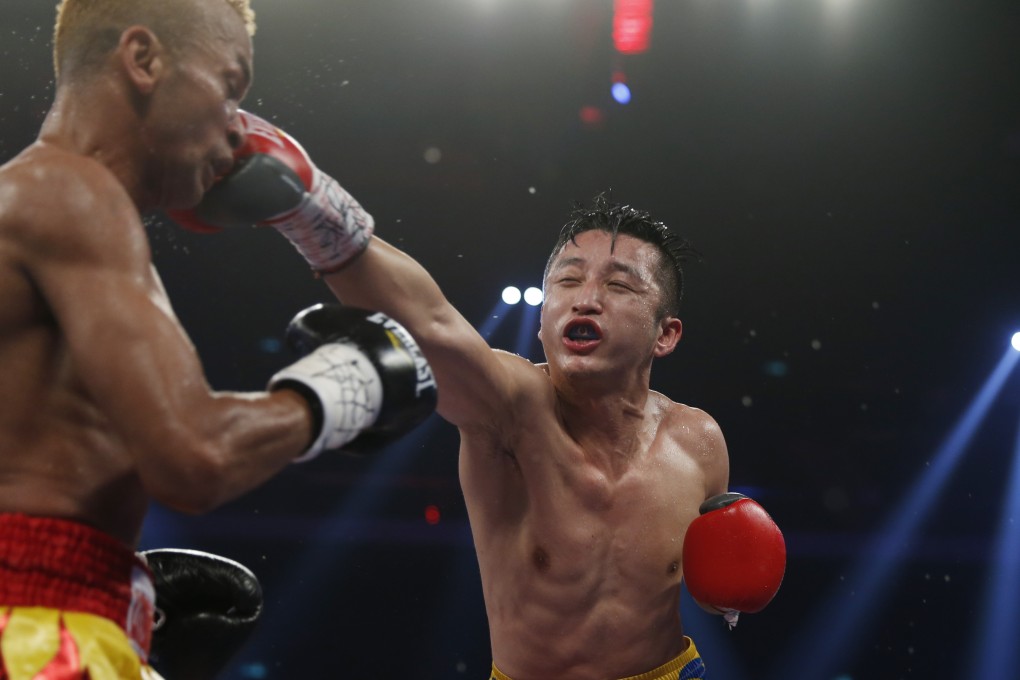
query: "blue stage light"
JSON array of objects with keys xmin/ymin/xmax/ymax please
[
  {"xmin": 770, "ymin": 347, "xmax": 1020, "ymax": 679},
  {"xmin": 612, "ymin": 82, "xmax": 632, "ymax": 104},
  {"xmin": 1012, "ymin": 331, "xmax": 1020, "ymax": 351},
  {"xmin": 523, "ymin": 287, "xmax": 544, "ymax": 306},
  {"xmin": 968, "ymin": 415, "xmax": 1020, "ymax": 679},
  {"xmin": 239, "ymin": 663, "xmax": 268, "ymax": 679}
]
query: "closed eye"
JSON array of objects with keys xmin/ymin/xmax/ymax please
[{"xmin": 226, "ymin": 79, "xmax": 243, "ymax": 102}]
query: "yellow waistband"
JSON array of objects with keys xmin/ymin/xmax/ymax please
[{"xmin": 491, "ymin": 637, "xmax": 701, "ymax": 680}]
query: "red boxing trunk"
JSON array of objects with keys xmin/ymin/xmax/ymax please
[{"xmin": 0, "ymin": 513, "xmax": 158, "ymax": 679}]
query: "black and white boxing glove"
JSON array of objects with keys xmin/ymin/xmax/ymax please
[
  {"xmin": 141, "ymin": 549, "xmax": 262, "ymax": 680},
  {"xmin": 167, "ymin": 110, "xmax": 373, "ymax": 273},
  {"xmin": 270, "ymin": 303, "xmax": 438, "ymax": 460}
]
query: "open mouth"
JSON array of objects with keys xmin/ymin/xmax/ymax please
[{"xmin": 563, "ymin": 319, "xmax": 602, "ymax": 351}]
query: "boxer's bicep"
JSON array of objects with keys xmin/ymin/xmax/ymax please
[{"xmin": 403, "ymin": 312, "xmax": 530, "ymax": 435}]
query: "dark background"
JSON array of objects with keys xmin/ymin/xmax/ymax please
[{"xmin": 3, "ymin": 1, "xmax": 1020, "ymax": 678}]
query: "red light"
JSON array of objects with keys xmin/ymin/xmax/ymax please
[
  {"xmin": 613, "ymin": 0, "xmax": 654, "ymax": 55},
  {"xmin": 425, "ymin": 505, "xmax": 441, "ymax": 525},
  {"xmin": 579, "ymin": 106, "xmax": 605, "ymax": 126}
]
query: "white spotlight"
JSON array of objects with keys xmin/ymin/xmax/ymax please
[
  {"xmin": 523, "ymin": 287, "xmax": 544, "ymax": 306},
  {"xmin": 1012, "ymin": 332, "xmax": 1020, "ymax": 352},
  {"xmin": 502, "ymin": 286, "xmax": 522, "ymax": 305}
]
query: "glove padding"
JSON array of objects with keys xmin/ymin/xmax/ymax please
[
  {"xmin": 269, "ymin": 303, "xmax": 437, "ymax": 460},
  {"xmin": 166, "ymin": 110, "xmax": 374, "ymax": 273},
  {"xmin": 142, "ymin": 549, "xmax": 263, "ymax": 680},
  {"xmin": 681, "ymin": 492, "xmax": 786, "ymax": 628}
]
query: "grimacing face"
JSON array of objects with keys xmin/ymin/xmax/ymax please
[
  {"xmin": 142, "ymin": 7, "xmax": 252, "ymax": 208},
  {"xmin": 539, "ymin": 230, "xmax": 681, "ymax": 381}
]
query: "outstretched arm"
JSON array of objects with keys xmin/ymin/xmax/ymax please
[{"xmin": 321, "ymin": 237, "xmax": 516, "ymax": 430}]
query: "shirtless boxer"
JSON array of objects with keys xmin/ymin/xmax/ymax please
[
  {"xmin": 0, "ymin": 2, "xmax": 434, "ymax": 678},
  {"xmin": 177, "ymin": 109, "xmax": 787, "ymax": 679},
  {"xmin": 333, "ymin": 207, "xmax": 785, "ymax": 680}
]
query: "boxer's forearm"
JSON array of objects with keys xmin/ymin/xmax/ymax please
[
  {"xmin": 321, "ymin": 238, "xmax": 513, "ymax": 426},
  {"xmin": 322, "ymin": 236, "xmax": 453, "ymax": 336}
]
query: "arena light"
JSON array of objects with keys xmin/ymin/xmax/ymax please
[
  {"xmin": 613, "ymin": 0, "xmax": 654, "ymax": 55},
  {"xmin": 611, "ymin": 82, "xmax": 632, "ymax": 105},
  {"xmin": 502, "ymin": 286, "xmax": 522, "ymax": 305},
  {"xmin": 1012, "ymin": 331, "xmax": 1020, "ymax": 351},
  {"xmin": 969, "ymin": 414, "xmax": 1020, "ymax": 679},
  {"xmin": 770, "ymin": 346, "xmax": 1020, "ymax": 679},
  {"xmin": 523, "ymin": 287, "xmax": 544, "ymax": 306}
]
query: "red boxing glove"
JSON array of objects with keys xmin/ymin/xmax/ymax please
[
  {"xmin": 167, "ymin": 110, "xmax": 374, "ymax": 272},
  {"xmin": 682, "ymin": 492, "xmax": 786, "ymax": 628}
]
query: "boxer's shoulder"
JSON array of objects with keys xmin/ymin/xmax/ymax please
[
  {"xmin": 0, "ymin": 144, "xmax": 143, "ymax": 258},
  {"xmin": 26, "ymin": 144, "xmax": 131, "ymax": 209}
]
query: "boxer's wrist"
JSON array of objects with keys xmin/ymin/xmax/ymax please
[{"xmin": 267, "ymin": 167, "xmax": 375, "ymax": 273}]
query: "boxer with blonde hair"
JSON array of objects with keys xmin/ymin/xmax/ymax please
[{"xmin": 0, "ymin": 2, "xmax": 434, "ymax": 677}]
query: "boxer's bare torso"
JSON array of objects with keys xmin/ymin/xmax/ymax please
[
  {"xmin": 324, "ymin": 230, "xmax": 730, "ymax": 679},
  {"xmin": 0, "ymin": 145, "xmax": 160, "ymax": 546},
  {"xmin": 461, "ymin": 357, "xmax": 725, "ymax": 680}
]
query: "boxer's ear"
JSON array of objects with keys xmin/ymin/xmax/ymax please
[{"xmin": 118, "ymin": 26, "xmax": 165, "ymax": 95}]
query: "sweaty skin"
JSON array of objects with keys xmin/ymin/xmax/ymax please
[
  {"xmin": 324, "ymin": 230, "xmax": 729, "ymax": 679},
  {"xmin": 0, "ymin": 2, "xmax": 314, "ymax": 548}
]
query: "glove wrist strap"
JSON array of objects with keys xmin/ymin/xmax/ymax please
[
  {"xmin": 268, "ymin": 167, "xmax": 375, "ymax": 273},
  {"xmin": 268, "ymin": 343, "xmax": 384, "ymax": 462}
]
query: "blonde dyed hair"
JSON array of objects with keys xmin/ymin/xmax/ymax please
[{"xmin": 53, "ymin": 0, "xmax": 255, "ymax": 81}]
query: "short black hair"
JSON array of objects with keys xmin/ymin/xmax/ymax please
[{"xmin": 544, "ymin": 194, "xmax": 699, "ymax": 317}]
